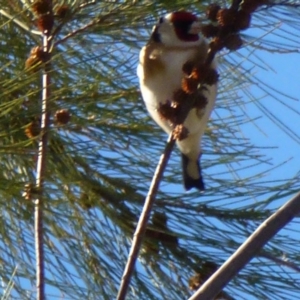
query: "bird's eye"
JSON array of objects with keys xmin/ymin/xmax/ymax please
[{"xmin": 159, "ymin": 17, "xmax": 164, "ymax": 24}]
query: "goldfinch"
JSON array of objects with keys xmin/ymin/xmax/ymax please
[{"xmin": 137, "ymin": 11, "xmax": 217, "ymax": 191}]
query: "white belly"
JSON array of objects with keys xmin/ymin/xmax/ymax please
[{"xmin": 138, "ymin": 47, "xmax": 217, "ymax": 158}]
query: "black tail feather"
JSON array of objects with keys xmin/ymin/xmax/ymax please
[{"xmin": 181, "ymin": 154, "xmax": 205, "ymax": 191}]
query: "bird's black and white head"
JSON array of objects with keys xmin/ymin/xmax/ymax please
[{"xmin": 150, "ymin": 11, "xmax": 202, "ymax": 47}]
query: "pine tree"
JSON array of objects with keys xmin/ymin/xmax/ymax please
[{"xmin": 0, "ymin": 1, "xmax": 299, "ymax": 299}]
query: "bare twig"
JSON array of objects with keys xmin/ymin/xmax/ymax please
[
  {"xmin": 0, "ymin": 9, "xmax": 42, "ymax": 35},
  {"xmin": 54, "ymin": 10, "xmax": 119, "ymax": 46},
  {"xmin": 117, "ymin": 134, "xmax": 176, "ymax": 300},
  {"xmin": 78, "ymin": 0, "xmax": 96, "ymax": 9},
  {"xmin": 54, "ymin": 14, "xmax": 106, "ymax": 46},
  {"xmin": 188, "ymin": 191, "xmax": 300, "ymax": 300},
  {"xmin": 49, "ymin": 1, "xmax": 97, "ymax": 42},
  {"xmin": 34, "ymin": 6, "xmax": 52, "ymax": 300},
  {"xmin": 259, "ymin": 251, "xmax": 300, "ymax": 273}
]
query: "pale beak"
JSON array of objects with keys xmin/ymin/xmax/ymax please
[{"xmin": 188, "ymin": 21, "xmax": 202, "ymax": 35}]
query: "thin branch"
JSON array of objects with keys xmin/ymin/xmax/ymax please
[
  {"xmin": 54, "ymin": 10, "xmax": 119, "ymax": 46},
  {"xmin": 54, "ymin": 15, "xmax": 104, "ymax": 46},
  {"xmin": 259, "ymin": 251, "xmax": 300, "ymax": 273},
  {"xmin": 117, "ymin": 134, "xmax": 176, "ymax": 300},
  {"xmin": 0, "ymin": 9, "xmax": 42, "ymax": 35},
  {"xmin": 78, "ymin": 0, "xmax": 97, "ymax": 9},
  {"xmin": 35, "ymin": 10, "xmax": 52, "ymax": 300},
  {"xmin": 117, "ymin": 5, "xmax": 223, "ymax": 298},
  {"xmin": 188, "ymin": 191, "xmax": 300, "ymax": 300},
  {"xmin": 49, "ymin": 1, "xmax": 97, "ymax": 42}
]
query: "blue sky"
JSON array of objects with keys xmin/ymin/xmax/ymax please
[
  {"xmin": 1, "ymin": 3, "xmax": 299, "ymax": 300},
  {"xmin": 236, "ymin": 45, "xmax": 299, "ymax": 189},
  {"xmin": 132, "ymin": 10, "xmax": 300, "ymax": 300}
]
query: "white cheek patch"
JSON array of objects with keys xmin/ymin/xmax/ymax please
[
  {"xmin": 157, "ymin": 22, "xmax": 182, "ymax": 47},
  {"xmin": 164, "ymin": 13, "xmax": 172, "ymax": 21},
  {"xmin": 188, "ymin": 21, "xmax": 201, "ymax": 35}
]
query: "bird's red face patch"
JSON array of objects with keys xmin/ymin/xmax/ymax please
[
  {"xmin": 170, "ymin": 11, "xmax": 199, "ymax": 42},
  {"xmin": 170, "ymin": 11, "xmax": 198, "ymax": 23}
]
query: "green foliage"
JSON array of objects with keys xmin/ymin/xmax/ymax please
[{"xmin": 0, "ymin": 1, "xmax": 299, "ymax": 299}]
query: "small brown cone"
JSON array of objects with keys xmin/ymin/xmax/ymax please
[
  {"xmin": 224, "ymin": 34, "xmax": 243, "ymax": 51},
  {"xmin": 182, "ymin": 61, "xmax": 194, "ymax": 76},
  {"xmin": 194, "ymin": 94, "xmax": 208, "ymax": 110},
  {"xmin": 25, "ymin": 119, "xmax": 40, "ymax": 138},
  {"xmin": 192, "ymin": 65, "xmax": 219, "ymax": 86},
  {"xmin": 25, "ymin": 56, "xmax": 41, "ymax": 73},
  {"xmin": 234, "ymin": 10, "xmax": 251, "ymax": 31},
  {"xmin": 206, "ymin": 4, "xmax": 221, "ymax": 22},
  {"xmin": 173, "ymin": 124, "xmax": 189, "ymax": 141},
  {"xmin": 188, "ymin": 273, "xmax": 203, "ymax": 291},
  {"xmin": 173, "ymin": 89, "xmax": 189, "ymax": 105},
  {"xmin": 241, "ymin": 0, "xmax": 268, "ymax": 13},
  {"xmin": 55, "ymin": 109, "xmax": 71, "ymax": 125},
  {"xmin": 202, "ymin": 68, "xmax": 219, "ymax": 85},
  {"xmin": 32, "ymin": 0, "xmax": 51, "ymax": 15},
  {"xmin": 55, "ymin": 5, "xmax": 70, "ymax": 19},
  {"xmin": 201, "ymin": 24, "xmax": 219, "ymax": 38},
  {"xmin": 25, "ymin": 46, "xmax": 46, "ymax": 73},
  {"xmin": 36, "ymin": 13, "xmax": 54, "ymax": 33},
  {"xmin": 158, "ymin": 101, "xmax": 177, "ymax": 123},
  {"xmin": 209, "ymin": 37, "xmax": 224, "ymax": 52},
  {"xmin": 216, "ymin": 8, "xmax": 236, "ymax": 27},
  {"xmin": 182, "ymin": 77, "xmax": 199, "ymax": 94}
]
